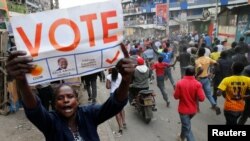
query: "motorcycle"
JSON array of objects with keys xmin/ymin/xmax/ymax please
[{"xmin": 132, "ymin": 89, "xmax": 156, "ymax": 124}]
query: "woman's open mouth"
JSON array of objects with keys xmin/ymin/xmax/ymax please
[{"xmin": 63, "ymin": 106, "xmax": 73, "ymax": 113}]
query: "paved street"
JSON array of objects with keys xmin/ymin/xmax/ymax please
[
  {"xmin": 1, "ymin": 0, "xmax": 250, "ymax": 141},
  {"xmin": 105, "ymin": 63, "xmax": 250, "ymax": 141}
]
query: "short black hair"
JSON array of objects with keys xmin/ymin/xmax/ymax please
[
  {"xmin": 158, "ymin": 56, "xmax": 163, "ymax": 62},
  {"xmin": 201, "ymin": 43, "xmax": 206, "ymax": 48},
  {"xmin": 220, "ymin": 50, "xmax": 228, "ymax": 59},
  {"xmin": 198, "ymin": 48, "xmax": 205, "ymax": 57},
  {"xmin": 216, "ymin": 40, "xmax": 220, "ymax": 45},
  {"xmin": 185, "ymin": 66, "xmax": 195, "ymax": 76},
  {"xmin": 54, "ymin": 84, "xmax": 78, "ymax": 98},
  {"xmin": 240, "ymin": 37, "xmax": 245, "ymax": 42},
  {"xmin": 231, "ymin": 41, "xmax": 237, "ymax": 48},
  {"xmin": 165, "ymin": 42, "xmax": 170, "ymax": 48},
  {"xmin": 194, "ymin": 43, "xmax": 198, "ymax": 48},
  {"xmin": 58, "ymin": 58, "xmax": 67, "ymax": 63},
  {"xmin": 182, "ymin": 47, "xmax": 187, "ymax": 52},
  {"xmin": 163, "ymin": 48, "xmax": 168, "ymax": 53},
  {"xmin": 213, "ymin": 47, "xmax": 218, "ymax": 52},
  {"xmin": 232, "ymin": 62, "xmax": 245, "ymax": 75}
]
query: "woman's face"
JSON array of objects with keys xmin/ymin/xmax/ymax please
[{"xmin": 55, "ymin": 85, "xmax": 79, "ymax": 118}]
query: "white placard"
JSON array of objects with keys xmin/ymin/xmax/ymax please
[{"xmin": 11, "ymin": 0, "xmax": 124, "ymax": 85}]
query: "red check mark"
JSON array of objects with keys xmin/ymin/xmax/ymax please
[{"xmin": 106, "ymin": 51, "xmax": 120, "ymax": 64}]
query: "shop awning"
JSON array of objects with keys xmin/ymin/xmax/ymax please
[{"xmin": 227, "ymin": 3, "xmax": 249, "ymax": 9}]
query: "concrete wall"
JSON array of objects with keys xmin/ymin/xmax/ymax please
[
  {"xmin": 218, "ymin": 25, "xmax": 236, "ymax": 48},
  {"xmin": 235, "ymin": 6, "xmax": 250, "ymax": 44}
]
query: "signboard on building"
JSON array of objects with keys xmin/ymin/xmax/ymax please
[
  {"xmin": 155, "ymin": 3, "xmax": 168, "ymax": 25},
  {"xmin": 187, "ymin": 0, "xmax": 195, "ymax": 3},
  {"xmin": 0, "ymin": 0, "xmax": 8, "ymax": 29},
  {"xmin": 180, "ymin": 0, "xmax": 188, "ymax": 10},
  {"xmin": 10, "ymin": 0, "xmax": 125, "ymax": 85},
  {"xmin": 220, "ymin": 0, "xmax": 228, "ymax": 5}
]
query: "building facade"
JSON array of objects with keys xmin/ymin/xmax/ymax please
[
  {"xmin": 26, "ymin": 0, "xmax": 54, "ymax": 13},
  {"xmin": 122, "ymin": 0, "xmax": 249, "ymax": 42},
  {"xmin": 233, "ymin": 5, "xmax": 250, "ymax": 44}
]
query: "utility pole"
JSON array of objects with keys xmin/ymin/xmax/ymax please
[
  {"xmin": 50, "ymin": 0, "xmax": 54, "ymax": 9},
  {"xmin": 166, "ymin": 0, "xmax": 170, "ymax": 39},
  {"xmin": 215, "ymin": 0, "xmax": 219, "ymax": 38},
  {"xmin": 54, "ymin": 0, "xmax": 59, "ymax": 9}
]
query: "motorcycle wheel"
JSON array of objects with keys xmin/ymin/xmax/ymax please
[{"xmin": 143, "ymin": 106, "xmax": 153, "ymax": 124}]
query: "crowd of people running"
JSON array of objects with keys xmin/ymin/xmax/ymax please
[{"xmin": 123, "ymin": 33, "xmax": 250, "ymax": 141}]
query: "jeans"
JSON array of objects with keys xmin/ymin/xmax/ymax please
[
  {"xmin": 179, "ymin": 114, "xmax": 195, "ymax": 141},
  {"xmin": 156, "ymin": 76, "xmax": 169, "ymax": 103},
  {"xmin": 164, "ymin": 67, "xmax": 175, "ymax": 87},
  {"xmin": 9, "ymin": 100, "xmax": 22, "ymax": 113},
  {"xmin": 212, "ymin": 86, "xmax": 218, "ymax": 103},
  {"xmin": 85, "ymin": 78, "xmax": 97, "ymax": 100},
  {"xmin": 199, "ymin": 78, "xmax": 216, "ymax": 106},
  {"xmin": 224, "ymin": 110, "xmax": 241, "ymax": 125}
]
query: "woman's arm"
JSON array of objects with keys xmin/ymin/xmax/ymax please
[
  {"xmin": 115, "ymin": 43, "xmax": 135, "ymax": 102},
  {"xmin": 106, "ymin": 79, "xmax": 111, "ymax": 89},
  {"xmin": 6, "ymin": 51, "xmax": 37, "ymax": 109}
]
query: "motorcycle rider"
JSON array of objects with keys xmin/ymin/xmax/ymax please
[{"xmin": 129, "ymin": 57, "xmax": 149, "ymax": 105}]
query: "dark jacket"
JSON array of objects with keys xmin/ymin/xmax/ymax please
[
  {"xmin": 232, "ymin": 53, "xmax": 248, "ymax": 67},
  {"xmin": 24, "ymin": 93, "xmax": 127, "ymax": 141},
  {"xmin": 238, "ymin": 41, "xmax": 249, "ymax": 54},
  {"xmin": 214, "ymin": 58, "xmax": 233, "ymax": 86}
]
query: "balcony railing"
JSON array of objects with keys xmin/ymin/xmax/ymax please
[
  {"xmin": 170, "ymin": 0, "xmax": 246, "ymax": 8},
  {"xmin": 122, "ymin": 0, "xmax": 247, "ymax": 15},
  {"xmin": 170, "ymin": 0, "xmax": 216, "ymax": 8},
  {"xmin": 124, "ymin": 19, "xmax": 155, "ymax": 27}
]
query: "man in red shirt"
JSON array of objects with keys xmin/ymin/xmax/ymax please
[
  {"xmin": 174, "ymin": 65, "xmax": 205, "ymax": 141},
  {"xmin": 151, "ymin": 56, "xmax": 174, "ymax": 107}
]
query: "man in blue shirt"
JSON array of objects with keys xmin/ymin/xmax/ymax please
[
  {"xmin": 6, "ymin": 45, "xmax": 135, "ymax": 141},
  {"xmin": 153, "ymin": 44, "xmax": 176, "ymax": 88},
  {"xmin": 204, "ymin": 34, "xmax": 212, "ymax": 48},
  {"xmin": 143, "ymin": 46, "xmax": 156, "ymax": 83}
]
